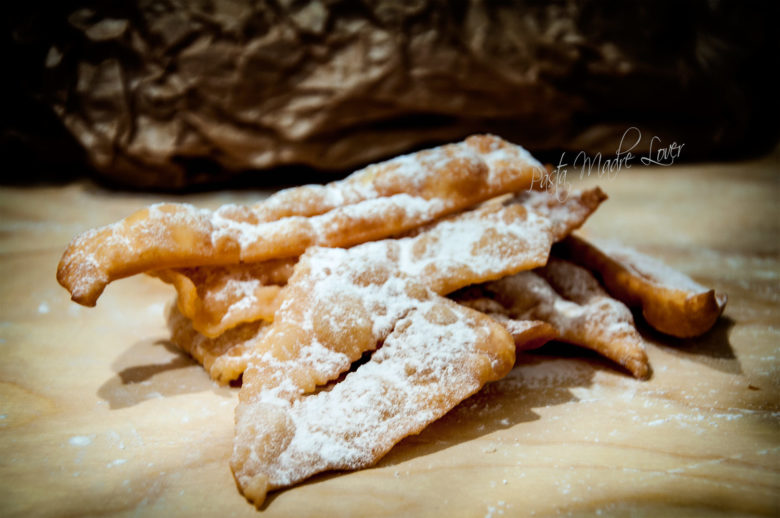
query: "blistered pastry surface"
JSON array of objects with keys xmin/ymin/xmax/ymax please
[{"xmin": 57, "ymin": 135, "xmax": 545, "ymax": 306}]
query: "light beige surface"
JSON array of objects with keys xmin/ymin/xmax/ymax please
[{"xmin": 0, "ymin": 152, "xmax": 778, "ymax": 517}]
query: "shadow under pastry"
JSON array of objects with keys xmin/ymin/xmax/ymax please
[
  {"xmin": 637, "ymin": 315, "xmax": 740, "ymax": 375},
  {"xmin": 97, "ymin": 338, "xmax": 233, "ymax": 409}
]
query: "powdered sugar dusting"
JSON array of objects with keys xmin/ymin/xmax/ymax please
[
  {"xmin": 235, "ymin": 296, "xmax": 511, "ymax": 489},
  {"xmin": 178, "ymin": 189, "xmax": 576, "ymax": 341},
  {"xmin": 217, "ymin": 277, "xmax": 261, "ymax": 322},
  {"xmin": 455, "ymin": 257, "xmax": 648, "ymax": 378},
  {"xmin": 231, "ymin": 190, "xmax": 603, "ymax": 498},
  {"xmin": 592, "ymin": 238, "xmax": 707, "ymax": 293},
  {"xmin": 211, "ymin": 194, "xmax": 447, "ymax": 254},
  {"xmin": 250, "ymin": 138, "xmax": 484, "ymax": 219},
  {"xmin": 481, "ymin": 141, "xmax": 544, "ymax": 186},
  {"xmin": 216, "ymin": 277, "xmax": 261, "ymax": 305},
  {"xmin": 166, "ymin": 302, "xmax": 268, "ymax": 383},
  {"xmin": 377, "ymin": 145, "xmax": 457, "ymax": 191},
  {"xmin": 396, "ymin": 205, "xmax": 552, "ymax": 292},
  {"xmin": 173, "ymin": 189, "xmax": 602, "ymax": 388},
  {"xmin": 58, "ymin": 135, "xmax": 549, "ymax": 306},
  {"xmin": 243, "ymin": 188, "xmax": 587, "ymax": 393}
]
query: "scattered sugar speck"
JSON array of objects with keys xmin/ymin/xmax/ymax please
[
  {"xmin": 69, "ymin": 435, "xmax": 92, "ymax": 447},
  {"xmin": 485, "ymin": 501, "xmax": 508, "ymax": 518},
  {"xmin": 107, "ymin": 459, "xmax": 127, "ymax": 468},
  {"xmin": 38, "ymin": 302, "xmax": 50, "ymax": 314}
]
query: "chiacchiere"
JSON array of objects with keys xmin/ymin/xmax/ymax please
[{"xmin": 56, "ymin": 135, "xmax": 726, "ymax": 508}]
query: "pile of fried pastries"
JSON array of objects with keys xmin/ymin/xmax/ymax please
[{"xmin": 57, "ymin": 135, "xmax": 727, "ymax": 507}]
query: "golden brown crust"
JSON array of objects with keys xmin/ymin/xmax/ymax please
[
  {"xmin": 57, "ymin": 135, "xmax": 547, "ymax": 306},
  {"xmin": 151, "ymin": 187, "xmax": 606, "ymax": 339},
  {"xmin": 54, "ymin": 131, "xmax": 732, "ymax": 508},
  {"xmin": 151, "ymin": 258, "xmax": 295, "ymax": 338},
  {"xmin": 228, "ymin": 189, "xmax": 604, "ymax": 505},
  {"xmin": 165, "ymin": 301, "xmax": 268, "ymax": 384},
  {"xmin": 555, "ymin": 235, "xmax": 727, "ymax": 338},
  {"xmin": 231, "ymin": 298, "xmax": 516, "ymax": 507},
  {"xmin": 453, "ymin": 258, "xmax": 650, "ymax": 379},
  {"xmin": 163, "ymin": 189, "xmax": 603, "ymax": 386}
]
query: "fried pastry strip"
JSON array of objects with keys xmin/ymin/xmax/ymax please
[
  {"xmin": 486, "ymin": 315, "xmax": 559, "ymax": 352},
  {"xmin": 555, "ymin": 235, "xmax": 727, "ymax": 338},
  {"xmin": 173, "ymin": 189, "xmax": 603, "ymax": 385},
  {"xmin": 232, "ymin": 296, "xmax": 516, "ymax": 507},
  {"xmin": 232, "ymin": 189, "xmax": 604, "ymax": 504},
  {"xmin": 226, "ymin": 197, "xmax": 554, "ymax": 393},
  {"xmin": 57, "ymin": 135, "xmax": 547, "ymax": 306},
  {"xmin": 454, "ymin": 258, "xmax": 650, "ymax": 378},
  {"xmin": 159, "ymin": 187, "xmax": 607, "ymax": 338},
  {"xmin": 166, "ymin": 302, "xmax": 268, "ymax": 384},
  {"xmin": 151, "ymin": 258, "xmax": 295, "ymax": 338}
]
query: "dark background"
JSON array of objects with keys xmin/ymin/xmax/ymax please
[{"xmin": 3, "ymin": 0, "xmax": 779, "ymax": 190}]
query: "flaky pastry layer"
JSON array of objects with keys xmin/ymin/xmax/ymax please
[
  {"xmin": 455, "ymin": 258, "xmax": 650, "ymax": 379},
  {"xmin": 58, "ymin": 135, "xmax": 547, "ymax": 306},
  {"xmin": 555, "ymin": 235, "xmax": 727, "ymax": 338},
  {"xmin": 167, "ymin": 189, "xmax": 604, "ymax": 386}
]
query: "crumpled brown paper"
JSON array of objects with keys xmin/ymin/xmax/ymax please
[{"xmin": 12, "ymin": 0, "xmax": 780, "ymax": 187}]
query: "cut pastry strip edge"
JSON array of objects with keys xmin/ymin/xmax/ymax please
[
  {"xmin": 229, "ymin": 189, "xmax": 606, "ymax": 505},
  {"xmin": 159, "ymin": 187, "xmax": 607, "ymax": 343},
  {"xmin": 230, "ymin": 297, "xmax": 516, "ymax": 507},
  {"xmin": 175, "ymin": 189, "xmax": 604, "ymax": 386},
  {"xmin": 453, "ymin": 257, "xmax": 650, "ymax": 379},
  {"xmin": 57, "ymin": 135, "xmax": 548, "ymax": 306},
  {"xmin": 554, "ymin": 234, "xmax": 727, "ymax": 338},
  {"xmin": 152, "ymin": 258, "xmax": 295, "ymax": 337}
]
